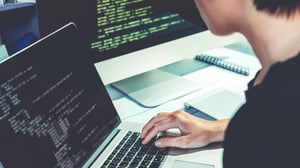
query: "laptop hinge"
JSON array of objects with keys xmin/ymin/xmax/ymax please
[{"xmin": 82, "ymin": 128, "xmax": 121, "ymax": 168}]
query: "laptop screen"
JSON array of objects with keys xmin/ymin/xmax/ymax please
[{"xmin": 0, "ymin": 23, "xmax": 120, "ymax": 168}]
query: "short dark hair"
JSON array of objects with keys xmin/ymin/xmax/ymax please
[{"xmin": 254, "ymin": 0, "xmax": 300, "ymax": 16}]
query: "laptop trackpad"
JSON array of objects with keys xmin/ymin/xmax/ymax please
[{"xmin": 172, "ymin": 160, "xmax": 214, "ymax": 168}]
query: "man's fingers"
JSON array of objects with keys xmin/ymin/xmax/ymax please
[
  {"xmin": 155, "ymin": 135, "xmax": 207, "ymax": 149},
  {"xmin": 141, "ymin": 117, "xmax": 178, "ymax": 145},
  {"xmin": 141, "ymin": 112, "xmax": 171, "ymax": 139},
  {"xmin": 154, "ymin": 136, "xmax": 188, "ymax": 148}
]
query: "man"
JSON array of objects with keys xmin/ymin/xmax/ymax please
[{"xmin": 141, "ymin": 0, "xmax": 300, "ymax": 167}]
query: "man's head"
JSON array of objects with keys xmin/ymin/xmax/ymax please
[
  {"xmin": 194, "ymin": 0, "xmax": 300, "ymax": 35},
  {"xmin": 253, "ymin": 0, "xmax": 300, "ymax": 16}
]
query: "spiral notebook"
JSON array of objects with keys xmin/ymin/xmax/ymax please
[{"xmin": 195, "ymin": 54, "xmax": 250, "ymax": 76}]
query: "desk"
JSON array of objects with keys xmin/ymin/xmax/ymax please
[
  {"xmin": 110, "ymin": 46, "xmax": 261, "ymax": 120},
  {"xmin": 108, "ymin": 46, "xmax": 261, "ymax": 167}
]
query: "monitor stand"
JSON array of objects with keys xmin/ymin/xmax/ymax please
[{"xmin": 111, "ymin": 59, "xmax": 209, "ymax": 108}]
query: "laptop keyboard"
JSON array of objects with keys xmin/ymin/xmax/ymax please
[{"xmin": 101, "ymin": 131, "xmax": 169, "ymax": 168}]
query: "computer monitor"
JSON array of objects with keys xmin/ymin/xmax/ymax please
[
  {"xmin": 36, "ymin": 0, "xmax": 244, "ymax": 106},
  {"xmin": 36, "ymin": 0, "xmax": 243, "ymax": 84},
  {"xmin": 38, "ymin": 0, "xmax": 207, "ymax": 58}
]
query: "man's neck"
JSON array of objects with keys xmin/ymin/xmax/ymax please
[{"xmin": 243, "ymin": 11, "xmax": 300, "ymax": 85}]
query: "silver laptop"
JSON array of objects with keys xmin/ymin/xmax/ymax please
[{"xmin": 0, "ymin": 23, "xmax": 217, "ymax": 168}]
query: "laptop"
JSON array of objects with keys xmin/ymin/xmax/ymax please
[{"xmin": 0, "ymin": 23, "xmax": 218, "ymax": 168}]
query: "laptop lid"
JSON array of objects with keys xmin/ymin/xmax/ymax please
[{"xmin": 0, "ymin": 23, "xmax": 121, "ymax": 168}]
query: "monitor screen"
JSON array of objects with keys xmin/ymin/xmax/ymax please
[
  {"xmin": 37, "ymin": 0, "xmax": 207, "ymax": 62},
  {"xmin": 37, "ymin": 0, "xmax": 243, "ymax": 85}
]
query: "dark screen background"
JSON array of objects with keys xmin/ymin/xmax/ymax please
[{"xmin": 36, "ymin": 0, "xmax": 207, "ymax": 62}]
